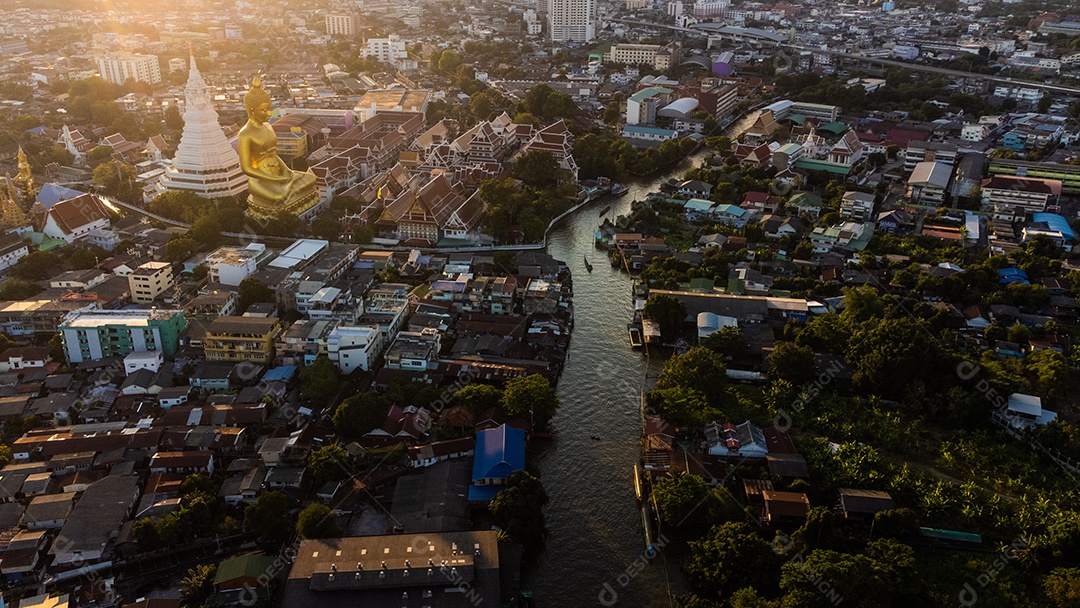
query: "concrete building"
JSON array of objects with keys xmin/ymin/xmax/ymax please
[
  {"xmin": 95, "ymin": 53, "xmax": 161, "ymax": 85},
  {"xmin": 626, "ymin": 87, "xmax": 672, "ymax": 125},
  {"xmin": 282, "ymin": 531, "xmax": 507, "ymax": 608},
  {"xmin": 325, "ymin": 14, "xmax": 356, "ymax": 36},
  {"xmin": 59, "ymin": 309, "xmax": 187, "ymax": 363},
  {"xmin": 362, "ymin": 35, "xmax": 408, "ymax": 65},
  {"xmin": 982, "ymin": 175, "xmax": 1062, "ymax": 216},
  {"xmin": 206, "ymin": 244, "xmax": 266, "ymax": 286},
  {"xmin": 128, "ymin": 261, "xmax": 174, "ymax": 304},
  {"xmin": 549, "ymin": 0, "xmax": 597, "ymax": 42},
  {"xmin": 907, "ymin": 161, "xmax": 953, "ymax": 206},
  {"xmin": 204, "ymin": 316, "xmax": 281, "ymax": 365},
  {"xmin": 326, "ymin": 325, "xmax": 383, "ymax": 374}
]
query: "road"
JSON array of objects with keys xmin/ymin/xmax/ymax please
[{"xmin": 780, "ymin": 44, "xmax": 1080, "ymax": 96}]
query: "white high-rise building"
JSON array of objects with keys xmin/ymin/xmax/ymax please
[
  {"xmin": 96, "ymin": 53, "xmax": 161, "ymax": 85},
  {"xmin": 325, "ymin": 14, "xmax": 356, "ymax": 36},
  {"xmin": 362, "ymin": 34, "xmax": 408, "ymax": 64},
  {"xmin": 549, "ymin": 0, "xmax": 597, "ymax": 42},
  {"xmin": 157, "ymin": 54, "xmax": 247, "ymax": 199}
]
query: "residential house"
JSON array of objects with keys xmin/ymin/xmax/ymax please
[
  {"xmin": 839, "ymin": 191, "xmax": 875, "ymax": 221},
  {"xmin": 1001, "ymin": 393, "xmax": 1057, "ymax": 430},
  {"xmin": 876, "ymin": 209, "xmax": 914, "ymax": 234},
  {"xmin": 406, "ymin": 437, "xmax": 475, "ymax": 468},
  {"xmin": 705, "ymin": 420, "xmax": 768, "ymax": 459},
  {"xmin": 838, "ymin": 488, "xmax": 895, "ymax": 520},
  {"xmin": 762, "ymin": 490, "xmax": 811, "ymax": 525}
]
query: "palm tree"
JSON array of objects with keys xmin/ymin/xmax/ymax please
[{"xmin": 180, "ymin": 564, "xmax": 217, "ymax": 608}]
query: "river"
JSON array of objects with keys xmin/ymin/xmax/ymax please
[{"xmin": 524, "ymin": 110, "xmax": 761, "ymax": 606}]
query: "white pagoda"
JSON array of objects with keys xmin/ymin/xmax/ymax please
[{"xmin": 157, "ymin": 53, "xmax": 247, "ymax": 199}]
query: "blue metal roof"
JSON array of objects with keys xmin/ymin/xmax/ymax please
[
  {"xmin": 471, "ymin": 423, "xmax": 525, "ymax": 484},
  {"xmin": 263, "ymin": 366, "xmax": 297, "ymax": 382},
  {"xmin": 37, "ymin": 183, "xmax": 86, "ymax": 208},
  {"xmin": 1032, "ymin": 212, "xmax": 1076, "ymax": 240},
  {"xmin": 998, "ymin": 267, "xmax": 1030, "ymax": 285}
]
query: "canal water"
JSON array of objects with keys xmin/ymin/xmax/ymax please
[{"xmin": 526, "ymin": 112, "xmax": 760, "ymax": 607}]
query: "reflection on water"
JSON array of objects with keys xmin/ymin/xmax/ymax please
[{"xmin": 525, "ymin": 153, "xmax": 709, "ymax": 606}]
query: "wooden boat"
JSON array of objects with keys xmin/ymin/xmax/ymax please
[
  {"xmin": 583, "ymin": 256, "xmax": 593, "ymax": 272},
  {"xmin": 611, "ymin": 183, "xmax": 630, "ymax": 196},
  {"xmin": 628, "ymin": 326, "xmax": 643, "ymax": 348},
  {"xmin": 642, "ymin": 503, "xmax": 657, "ymax": 556},
  {"xmin": 598, "ymin": 205, "xmax": 612, "ymax": 216},
  {"xmin": 633, "ymin": 463, "xmax": 643, "ymax": 502}
]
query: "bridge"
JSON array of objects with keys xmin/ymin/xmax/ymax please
[{"xmin": 778, "ymin": 43, "xmax": 1080, "ymax": 96}]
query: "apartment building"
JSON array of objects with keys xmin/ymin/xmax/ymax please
[
  {"xmin": 203, "ymin": 317, "xmax": 281, "ymax": 365},
  {"xmin": 325, "ymin": 14, "xmax": 356, "ymax": 36},
  {"xmin": 128, "ymin": 262, "xmax": 174, "ymax": 304},
  {"xmin": 96, "ymin": 53, "xmax": 161, "ymax": 85},
  {"xmin": 59, "ymin": 309, "xmax": 186, "ymax": 363}
]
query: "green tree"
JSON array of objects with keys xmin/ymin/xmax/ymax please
[
  {"xmin": 86, "ymin": 145, "xmax": 114, "ymax": 167},
  {"xmin": 437, "ymin": 50, "xmax": 462, "ymax": 73},
  {"xmin": 489, "ymin": 470, "xmax": 548, "ymax": 548},
  {"xmin": 602, "ymin": 103, "xmax": 620, "ymax": 124},
  {"xmin": 300, "ymin": 355, "xmax": 342, "ymax": 402},
  {"xmin": 165, "ymin": 104, "xmax": 184, "ymax": 131},
  {"xmin": 1038, "ymin": 93, "xmax": 1053, "ymax": 114},
  {"xmin": 644, "ymin": 293, "xmax": 687, "ymax": 338},
  {"xmin": 48, "ymin": 333, "xmax": 65, "ymax": 363},
  {"xmin": 180, "ymin": 473, "xmax": 216, "ymax": 496},
  {"xmin": 500, "ymin": 374, "xmax": 560, "ymax": 427},
  {"xmin": 189, "ymin": 214, "xmax": 223, "ymax": 247},
  {"xmin": 297, "ymin": 503, "xmax": 343, "ymax": 539},
  {"xmin": 766, "ymin": 342, "xmax": 818, "ymax": 386},
  {"xmin": 787, "ymin": 506, "xmax": 835, "ymax": 554},
  {"xmin": 333, "ymin": 392, "xmax": 390, "ymax": 437},
  {"xmin": 872, "ymin": 508, "xmax": 919, "ymax": 539},
  {"xmin": 310, "ymin": 218, "xmax": 340, "ymax": 242},
  {"xmin": 243, "ymin": 491, "xmax": 291, "ymax": 542},
  {"xmin": 92, "ymin": 159, "xmax": 138, "ymax": 202},
  {"xmin": 179, "ymin": 564, "xmax": 217, "ymax": 608},
  {"xmin": 1045, "ymin": 567, "xmax": 1080, "ymax": 608},
  {"xmin": 307, "ymin": 445, "xmax": 350, "ymax": 490},
  {"xmin": 132, "ymin": 518, "xmax": 161, "ymax": 549},
  {"xmin": 166, "ymin": 237, "xmax": 197, "ymax": 262},
  {"xmin": 237, "ymin": 278, "xmax": 274, "ymax": 312},
  {"xmin": 684, "ymin": 522, "xmax": 779, "ymax": 599},
  {"xmin": 700, "ymin": 326, "xmax": 748, "ymax": 361},
  {"xmin": 656, "ymin": 347, "xmax": 727, "ymax": 404},
  {"xmin": 511, "ymin": 149, "xmax": 561, "ymax": 187},
  {"xmin": 644, "ymin": 387, "xmax": 711, "ymax": 427},
  {"xmin": 778, "ymin": 539, "xmax": 916, "ymax": 608},
  {"xmin": 652, "ymin": 471, "xmax": 716, "ymax": 529},
  {"xmin": 847, "ymin": 317, "xmax": 937, "ymax": 399},
  {"xmin": 453, "ymin": 383, "xmax": 503, "ymax": 413},
  {"xmin": 0, "ymin": 279, "xmax": 43, "ymax": 300},
  {"xmin": 12, "ymin": 250, "xmax": 59, "ymax": 281}
]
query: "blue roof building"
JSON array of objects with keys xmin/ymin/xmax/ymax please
[
  {"xmin": 468, "ymin": 423, "xmax": 526, "ymax": 502},
  {"xmin": 998, "ymin": 267, "xmax": 1030, "ymax": 285},
  {"xmin": 263, "ymin": 365, "xmax": 297, "ymax": 382},
  {"xmin": 37, "ymin": 183, "xmax": 86, "ymax": 209}
]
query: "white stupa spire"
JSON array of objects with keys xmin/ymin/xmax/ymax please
[{"xmin": 158, "ymin": 50, "xmax": 248, "ymax": 199}]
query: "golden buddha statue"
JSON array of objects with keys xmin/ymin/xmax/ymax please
[
  {"xmin": 14, "ymin": 147, "xmax": 34, "ymax": 192},
  {"xmin": 238, "ymin": 75, "xmax": 319, "ymax": 219}
]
